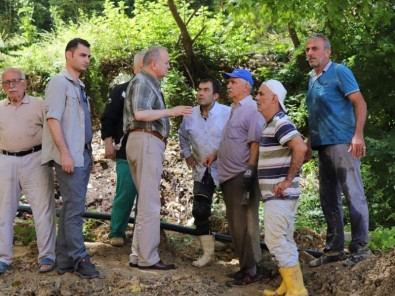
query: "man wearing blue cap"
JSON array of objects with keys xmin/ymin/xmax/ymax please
[{"xmin": 215, "ymin": 68, "xmax": 265, "ymax": 286}]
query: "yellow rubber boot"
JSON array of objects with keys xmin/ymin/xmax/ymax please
[
  {"xmin": 281, "ymin": 264, "xmax": 308, "ymax": 296},
  {"xmin": 263, "ymin": 279, "xmax": 287, "ymax": 295}
]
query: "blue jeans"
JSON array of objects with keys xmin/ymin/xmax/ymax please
[
  {"xmin": 318, "ymin": 144, "xmax": 369, "ymax": 253},
  {"xmin": 55, "ymin": 149, "xmax": 91, "ymax": 269}
]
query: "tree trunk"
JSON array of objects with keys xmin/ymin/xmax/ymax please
[
  {"xmin": 167, "ymin": 0, "xmax": 218, "ymax": 88},
  {"xmin": 288, "ymin": 23, "xmax": 310, "ymax": 73},
  {"xmin": 167, "ymin": 0, "xmax": 194, "ymax": 65}
]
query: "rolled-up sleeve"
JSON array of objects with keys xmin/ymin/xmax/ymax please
[
  {"xmin": 178, "ymin": 116, "xmax": 192, "ymax": 158},
  {"xmin": 45, "ymin": 75, "xmax": 67, "ymax": 121},
  {"xmin": 247, "ymin": 109, "xmax": 265, "ymax": 143}
]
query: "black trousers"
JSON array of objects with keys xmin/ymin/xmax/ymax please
[{"xmin": 192, "ymin": 181, "xmax": 215, "ymax": 235}]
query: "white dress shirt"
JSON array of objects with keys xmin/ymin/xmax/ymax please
[{"xmin": 178, "ymin": 102, "xmax": 231, "ymax": 185}]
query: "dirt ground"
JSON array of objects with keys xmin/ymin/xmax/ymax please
[{"xmin": 1, "ymin": 135, "xmax": 394, "ymax": 296}]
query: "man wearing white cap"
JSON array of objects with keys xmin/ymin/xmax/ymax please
[
  {"xmin": 255, "ymin": 80, "xmax": 308, "ymax": 295},
  {"xmin": 215, "ymin": 68, "xmax": 265, "ymax": 286}
]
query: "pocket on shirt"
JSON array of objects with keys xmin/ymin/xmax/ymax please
[
  {"xmin": 227, "ymin": 123, "xmax": 245, "ymax": 143},
  {"xmin": 65, "ymin": 91, "xmax": 77, "ymax": 109}
]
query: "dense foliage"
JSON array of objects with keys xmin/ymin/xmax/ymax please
[{"xmin": 0, "ymin": 0, "xmax": 394, "ymax": 235}]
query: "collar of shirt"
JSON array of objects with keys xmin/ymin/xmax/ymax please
[
  {"xmin": 203, "ymin": 102, "xmax": 218, "ymax": 118},
  {"xmin": 61, "ymin": 68, "xmax": 85, "ymax": 88},
  {"xmin": 267, "ymin": 110, "xmax": 285, "ymax": 125},
  {"xmin": 5, "ymin": 94, "xmax": 31, "ymax": 106},
  {"xmin": 140, "ymin": 70, "xmax": 161, "ymax": 88},
  {"xmin": 239, "ymin": 95, "xmax": 253, "ymax": 106},
  {"xmin": 312, "ymin": 60, "xmax": 332, "ymax": 80},
  {"xmin": 231, "ymin": 95, "xmax": 253, "ymax": 110}
]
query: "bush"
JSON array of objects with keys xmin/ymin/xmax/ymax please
[
  {"xmin": 363, "ymin": 135, "xmax": 395, "ymax": 228},
  {"xmin": 296, "ymin": 159, "xmax": 326, "ymax": 232},
  {"xmin": 369, "ymin": 227, "xmax": 395, "ymax": 253}
]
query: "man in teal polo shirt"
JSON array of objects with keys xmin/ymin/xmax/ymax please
[{"xmin": 305, "ymin": 33, "xmax": 370, "ymax": 267}]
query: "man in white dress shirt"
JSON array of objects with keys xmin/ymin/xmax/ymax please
[{"xmin": 178, "ymin": 78, "xmax": 231, "ymax": 267}]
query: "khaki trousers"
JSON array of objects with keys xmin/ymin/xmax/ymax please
[
  {"xmin": 126, "ymin": 132, "xmax": 165, "ymax": 266},
  {"xmin": 0, "ymin": 151, "xmax": 56, "ymax": 265}
]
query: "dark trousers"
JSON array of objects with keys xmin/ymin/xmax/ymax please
[
  {"xmin": 318, "ymin": 144, "xmax": 369, "ymax": 253},
  {"xmin": 220, "ymin": 173, "xmax": 261, "ymax": 271},
  {"xmin": 192, "ymin": 181, "xmax": 215, "ymax": 235},
  {"xmin": 55, "ymin": 149, "xmax": 91, "ymax": 269}
]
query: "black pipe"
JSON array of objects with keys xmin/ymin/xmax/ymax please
[
  {"xmin": 17, "ymin": 205, "xmax": 323, "ymax": 258},
  {"xmin": 17, "ymin": 205, "xmax": 237, "ymax": 244}
]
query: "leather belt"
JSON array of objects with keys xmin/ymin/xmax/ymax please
[
  {"xmin": 130, "ymin": 128, "xmax": 167, "ymax": 144},
  {"xmin": 0, "ymin": 144, "xmax": 42, "ymax": 157}
]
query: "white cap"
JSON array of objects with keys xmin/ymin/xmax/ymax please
[{"xmin": 263, "ymin": 79, "xmax": 287, "ymax": 112}]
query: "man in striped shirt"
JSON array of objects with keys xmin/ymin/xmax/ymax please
[{"xmin": 255, "ymin": 80, "xmax": 308, "ymax": 296}]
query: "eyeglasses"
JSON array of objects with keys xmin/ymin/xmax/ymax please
[{"xmin": 1, "ymin": 79, "xmax": 25, "ymax": 87}]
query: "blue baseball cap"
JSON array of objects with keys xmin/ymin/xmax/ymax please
[{"xmin": 223, "ymin": 68, "xmax": 254, "ymax": 86}]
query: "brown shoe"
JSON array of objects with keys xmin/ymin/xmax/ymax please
[
  {"xmin": 225, "ymin": 271, "xmax": 263, "ymax": 287},
  {"xmin": 138, "ymin": 260, "xmax": 176, "ymax": 270}
]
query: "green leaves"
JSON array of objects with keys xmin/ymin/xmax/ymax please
[{"xmin": 370, "ymin": 227, "xmax": 395, "ymax": 252}]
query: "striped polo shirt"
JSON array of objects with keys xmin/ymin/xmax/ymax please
[{"xmin": 258, "ymin": 111, "xmax": 301, "ymax": 201}]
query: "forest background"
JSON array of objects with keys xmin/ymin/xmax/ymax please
[{"xmin": 0, "ymin": 0, "xmax": 394, "ymax": 250}]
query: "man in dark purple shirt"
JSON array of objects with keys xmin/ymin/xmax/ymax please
[{"xmin": 216, "ymin": 69, "xmax": 265, "ymax": 286}]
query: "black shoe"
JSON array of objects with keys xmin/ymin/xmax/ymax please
[
  {"xmin": 58, "ymin": 266, "xmax": 74, "ymax": 275},
  {"xmin": 138, "ymin": 260, "xmax": 176, "ymax": 270},
  {"xmin": 225, "ymin": 271, "xmax": 263, "ymax": 287},
  {"xmin": 129, "ymin": 262, "xmax": 138, "ymax": 268},
  {"xmin": 344, "ymin": 245, "xmax": 372, "ymax": 266},
  {"xmin": 309, "ymin": 251, "xmax": 347, "ymax": 267},
  {"xmin": 226, "ymin": 270, "xmax": 244, "ymax": 280},
  {"xmin": 76, "ymin": 257, "xmax": 100, "ymax": 278},
  {"xmin": 349, "ymin": 244, "xmax": 370, "ymax": 254}
]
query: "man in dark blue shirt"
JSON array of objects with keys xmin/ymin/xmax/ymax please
[{"xmin": 100, "ymin": 51, "xmax": 145, "ymax": 247}]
